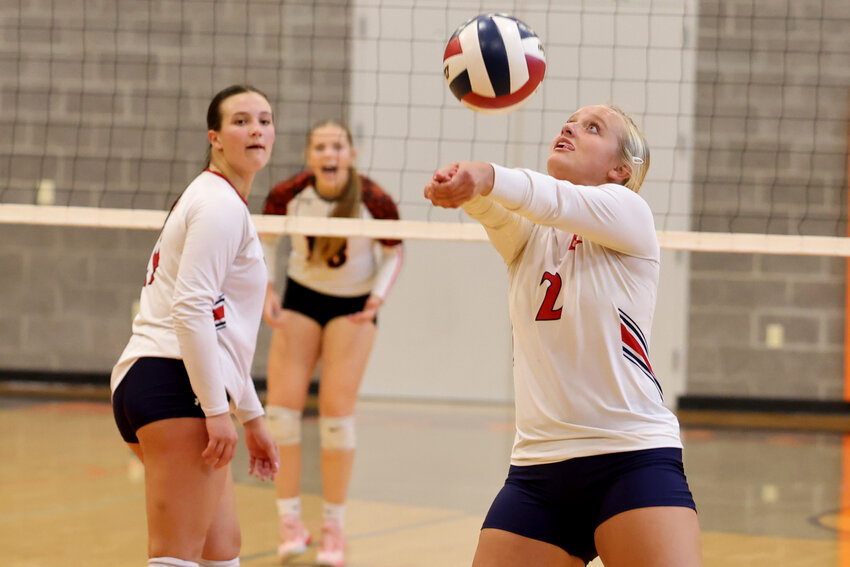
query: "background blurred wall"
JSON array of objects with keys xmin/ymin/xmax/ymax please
[{"xmin": 687, "ymin": 0, "xmax": 850, "ymax": 399}]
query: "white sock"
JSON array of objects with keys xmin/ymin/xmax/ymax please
[
  {"xmin": 276, "ymin": 496, "xmax": 301, "ymax": 518},
  {"xmin": 198, "ymin": 559, "xmax": 239, "ymax": 567},
  {"xmin": 323, "ymin": 501, "xmax": 345, "ymax": 527},
  {"xmin": 148, "ymin": 558, "xmax": 198, "ymax": 567}
]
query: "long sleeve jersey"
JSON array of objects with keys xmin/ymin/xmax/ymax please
[
  {"xmin": 111, "ymin": 170, "xmax": 267, "ymax": 424},
  {"xmin": 262, "ymin": 172, "xmax": 403, "ymax": 299},
  {"xmin": 463, "ymin": 165, "xmax": 682, "ymax": 466}
]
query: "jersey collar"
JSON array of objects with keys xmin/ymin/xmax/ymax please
[{"xmin": 205, "ymin": 168, "xmax": 248, "ymax": 206}]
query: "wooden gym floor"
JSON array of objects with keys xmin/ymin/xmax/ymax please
[{"xmin": 1, "ymin": 392, "xmax": 848, "ymax": 566}]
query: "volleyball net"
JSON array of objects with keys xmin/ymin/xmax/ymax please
[
  {"xmin": 2, "ymin": 0, "xmax": 849, "ymax": 406},
  {"xmin": 2, "ymin": 0, "xmax": 847, "ymax": 250}
]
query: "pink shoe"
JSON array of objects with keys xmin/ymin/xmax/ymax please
[
  {"xmin": 316, "ymin": 518, "xmax": 345, "ymax": 566},
  {"xmin": 276, "ymin": 514, "xmax": 312, "ymax": 563}
]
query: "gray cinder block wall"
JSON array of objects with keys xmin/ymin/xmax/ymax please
[
  {"xmin": 0, "ymin": 0, "xmax": 350, "ymax": 376},
  {"xmin": 688, "ymin": 0, "xmax": 850, "ymax": 399}
]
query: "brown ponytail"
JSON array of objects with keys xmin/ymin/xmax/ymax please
[{"xmin": 310, "ymin": 164, "xmax": 362, "ymax": 265}]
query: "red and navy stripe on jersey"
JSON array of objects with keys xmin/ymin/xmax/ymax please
[{"xmin": 619, "ymin": 307, "xmax": 662, "ymax": 400}]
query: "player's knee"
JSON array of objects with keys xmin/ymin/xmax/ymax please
[
  {"xmin": 201, "ymin": 516, "xmax": 240, "ymax": 561},
  {"xmin": 319, "ymin": 415, "xmax": 356, "ymax": 450},
  {"xmin": 265, "ymin": 405, "xmax": 302, "ymax": 446}
]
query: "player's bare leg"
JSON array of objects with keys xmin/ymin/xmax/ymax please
[
  {"xmin": 315, "ymin": 315, "xmax": 376, "ymax": 565},
  {"xmin": 137, "ymin": 418, "xmax": 230, "ymax": 562},
  {"xmin": 201, "ymin": 468, "xmax": 240, "ymax": 562},
  {"xmin": 267, "ymin": 310, "xmax": 322, "ymax": 498},
  {"xmin": 472, "ymin": 529, "xmax": 584, "ymax": 567},
  {"xmin": 595, "ymin": 506, "xmax": 703, "ymax": 567},
  {"xmin": 267, "ymin": 310, "xmax": 322, "ymax": 560}
]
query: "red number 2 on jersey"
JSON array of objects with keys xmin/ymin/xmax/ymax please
[{"xmin": 535, "ymin": 271, "xmax": 562, "ymax": 321}]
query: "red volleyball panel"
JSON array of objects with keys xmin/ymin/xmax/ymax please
[
  {"xmin": 443, "ymin": 36, "xmax": 463, "ymax": 59},
  {"xmin": 461, "ymin": 56, "xmax": 546, "ymax": 110},
  {"xmin": 526, "ymin": 56, "xmax": 546, "ymax": 87}
]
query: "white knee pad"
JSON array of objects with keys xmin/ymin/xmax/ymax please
[
  {"xmin": 148, "ymin": 558, "xmax": 198, "ymax": 567},
  {"xmin": 199, "ymin": 559, "xmax": 239, "ymax": 567},
  {"xmin": 265, "ymin": 405, "xmax": 302, "ymax": 446},
  {"xmin": 319, "ymin": 415, "xmax": 356, "ymax": 450}
]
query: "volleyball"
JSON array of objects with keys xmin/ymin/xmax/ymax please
[{"xmin": 443, "ymin": 13, "xmax": 546, "ymax": 115}]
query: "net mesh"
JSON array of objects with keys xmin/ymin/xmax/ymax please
[{"xmin": 2, "ymin": 0, "xmax": 848, "ymax": 254}]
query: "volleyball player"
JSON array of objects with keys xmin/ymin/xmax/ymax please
[
  {"xmin": 111, "ymin": 85, "xmax": 280, "ymax": 567},
  {"xmin": 261, "ymin": 120, "xmax": 403, "ymax": 566},
  {"xmin": 424, "ymin": 105, "xmax": 703, "ymax": 567}
]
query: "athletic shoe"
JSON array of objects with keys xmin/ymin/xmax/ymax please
[
  {"xmin": 276, "ymin": 514, "xmax": 312, "ymax": 563},
  {"xmin": 316, "ymin": 518, "xmax": 345, "ymax": 566}
]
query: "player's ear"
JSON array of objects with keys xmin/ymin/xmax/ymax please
[
  {"xmin": 607, "ymin": 163, "xmax": 631, "ymax": 184},
  {"xmin": 208, "ymin": 130, "xmax": 222, "ymax": 151}
]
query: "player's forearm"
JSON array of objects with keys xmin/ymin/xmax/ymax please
[{"xmin": 463, "ymin": 195, "xmax": 532, "ymax": 265}]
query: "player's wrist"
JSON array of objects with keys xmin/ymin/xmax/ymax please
[{"xmin": 478, "ymin": 163, "xmax": 495, "ymax": 196}]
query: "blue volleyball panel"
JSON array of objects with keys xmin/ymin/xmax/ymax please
[
  {"xmin": 476, "ymin": 16, "xmax": 511, "ymax": 97},
  {"xmin": 516, "ymin": 19, "xmax": 536, "ymax": 40},
  {"xmin": 449, "ymin": 69, "xmax": 472, "ymax": 101}
]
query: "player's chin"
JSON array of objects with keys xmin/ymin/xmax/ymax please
[
  {"xmin": 546, "ymin": 156, "xmax": 570, "ymax": 180},
  {"xmin": 247, "ymin": 155, "xmax": 271, "ymax": 171},
  {"xmin": 245, "ymin": 147, "xmax": 270, "ymax": 162}
]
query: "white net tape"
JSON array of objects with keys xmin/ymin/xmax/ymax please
[{"xmin": 4, "ymin": 203, "xmax": 849, "ymax": 256}]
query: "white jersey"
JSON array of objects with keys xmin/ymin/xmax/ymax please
[
  {"xmin": 463, "ymin": 165, "xmax": 682, "ymax": 466},
  {"xmin": 262, "ymin": 172, "xmax": 403, "ymax": 298},
  {"xmin": 111, "ymin": 170, "xmax": 266, "ymax": 424}
]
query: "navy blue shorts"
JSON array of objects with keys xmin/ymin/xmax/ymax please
[
  {"xmin": 281, "ymin": 277, "xmax": 373, "ymax": 327},
  {"xmin": 482, "ymin": 447, "xmax": 696, "ymax": 564},
  {"xmin": 112, "ymin": 357, "xmax": 205, "ymax": 443}
]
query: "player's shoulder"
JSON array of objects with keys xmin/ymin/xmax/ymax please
[
  {"xmin": 179, "ymin": 172, "xmax": 248, "ymax": 222},
  {"xmin": 264, "ymin": 171, "xmax": 315, "ymax": 214},
  {"xmin": 602, "ymin": 182, "xmax": 648, "ymax": 202},
  {"xmin": 600, "ymin": 185, "xmax": 659, "ymax": 258},
  {"xmin": 360, "ymin": 175, "xmax": 399, "ymax": 220},
  {"xmin": 185, "ymin": 170, "xmax": 239, "ymax": 197},
  {"xmin": 271, "ymin": 171, "xmax": 314, "ymax": 196},
  {"xmin": 360, "ymin": 174, "xmax": 389, "ymax": 197},
  {"xmin": 598, "ymin": 183, "xmax": 654, "ymax": 217}
]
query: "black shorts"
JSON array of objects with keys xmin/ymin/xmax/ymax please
[
  {"xmin": 481, "ymin": 447, "xmax": 696, "ymax": 564},
  {"xmin": 112, "ymin": 357, "xmax": 205, "ymax": 443},
  {"xmin": 281, "ymin": 277, "xmax": 373, "ymax": 327}
]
